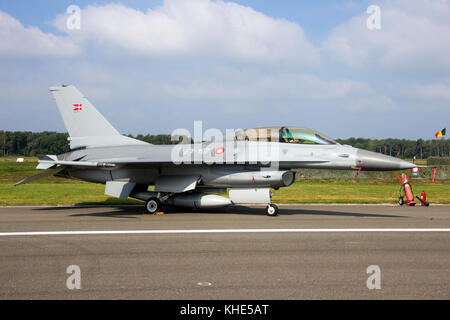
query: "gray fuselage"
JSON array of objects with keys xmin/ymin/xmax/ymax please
[{"xmin": 55, "ymin": 140, "xmax": 415, "ymax": 189}]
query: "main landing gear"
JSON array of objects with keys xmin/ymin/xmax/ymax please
[
  {"xmin": 145, "ymin": 197, "xmax": 162, "ymax": 214},
  {"xmin": 266, "ymin": 204, "xmax": 279, "ymax": 216}
]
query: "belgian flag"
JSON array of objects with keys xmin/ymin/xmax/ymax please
[{"xmin": 435, "ymin": 128, "xmax": 446, "ymax": 138}]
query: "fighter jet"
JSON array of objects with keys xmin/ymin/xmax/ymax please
[{"xmin": 15, "ymin": 85, "xmax": 417, "ymax": 216}]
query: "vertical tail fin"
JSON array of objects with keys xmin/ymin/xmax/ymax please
[
  {"xmin": 50, "ymin": 85, "xmax": 119, "ymax": 137},
  {"xmin": 50, "ymin": 85, "xmax": 147, "ymax": 149}
]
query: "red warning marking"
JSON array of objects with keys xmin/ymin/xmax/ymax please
[
  {"xmin": 73, "ymin": 104, "xmax": 82, "ymax": 111},
  {"xmin": 215, "ymin": 147, "xmax": 225, "ymax": 155},
  {"xmin": 352, "ymin": 167, "xmax": 362, "ymax": 179}
]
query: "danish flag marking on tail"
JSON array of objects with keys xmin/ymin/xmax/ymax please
[{"xmin": 73, "ymin": 104, "xmax": 82, "ymax": 111}]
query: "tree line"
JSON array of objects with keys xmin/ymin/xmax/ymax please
[
  {"xmin": 0, "ymin": 131, "xmax": 178, "ymax": 156},
  {"xmin": 335, "ymin": 137, "xmax": 450, "ymax": 159},
  {"xmin": 0, "ymin": 130, "xmax": 449, "ymax": 159}
]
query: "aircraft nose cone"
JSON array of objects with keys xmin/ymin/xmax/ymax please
[{"xmin": 356, "ymin": 149, "xmax": 416, "ymax": 171}]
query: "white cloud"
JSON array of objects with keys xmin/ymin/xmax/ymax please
[
  {"xmin": 323, "ymin": 0, "xmax": 450, "ymax": 71},
  {"xmin": 0, "ymin": 11, "xmax": 79, "ymax": 57},
  {"xmin": 53, "ymin": 0, "xmax": 319, "ymax": 66},
  {"xmin": 414, "ymin": 83, "xmax": 450, "ymax": 100},
  {"xmin": 337, "ymin": 95, "xmax": 396, "ymax": 113},
  {"xmin": 145, "ymin": 71, "xmax": 372, "ymax": 101},
  {"xmin": 398, "ymin": 81, "xmax": 450, "ymax": 101},
  {"xmin": 0, "ymin": 0, "xmax": 448, "ymax": 138}
]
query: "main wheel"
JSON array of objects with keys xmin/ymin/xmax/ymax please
[
  {"xmin": 145, "ymin": 197, "xmax": 162, "ymax": 214},
  {"xmin": 266, "ymin": 204, "xmax": 279, "ymax": 216},
  {"xmin": 398, "ymin": 196, "xmax": 404, "ymax": 206}
]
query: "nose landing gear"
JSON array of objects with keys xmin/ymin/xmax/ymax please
[{"xmin": 266, "ymin": 204, "xmax": 279, "ymax": 216}]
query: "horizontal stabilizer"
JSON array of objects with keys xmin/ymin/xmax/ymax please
[
  {"xmin": 16, "ymin": 157, "xmax": 116, "ymax": 186},
  {"xmin": 36, "ymin": 155, "xmax": 58, "ymax": 170},
  {"xmin": 14, "ymin": 167, "xmax": 65, "ymax": 186},
  {"xmin": 37, "ymin": 154, "xmax": 58, "ymax": 161}
]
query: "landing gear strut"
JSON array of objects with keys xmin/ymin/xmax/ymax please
[
  {"xmin": 266, "ymin": 204, "xmax": 279, "ymax": 216},
  {"xmin": 145, "ymin": 197, "xmax": 162, "ymax": 214}
]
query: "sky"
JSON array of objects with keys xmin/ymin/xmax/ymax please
[{"xmin": 0, "ymin": 0, "xmax": 448, "ymax": 139}]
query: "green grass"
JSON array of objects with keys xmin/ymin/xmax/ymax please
[
  {"xmin": 402, "ymin": 158, "xmax": 427, "ymax": 166},
  {"xmin": 0, "ymin": 182, "xmax": 142, "ymax": 206},
  {"xmin": 0, "ymin": 156, "xmax": 41, "ymax": 181},
  {"xmin": 1, "ymin": 156, "xmax": 449, "ymax": 206}
]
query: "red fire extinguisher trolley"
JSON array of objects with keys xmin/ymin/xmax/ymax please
[
  {"xmin": 397, "ymin": 173, "xmax": 429, "ymax": 206},
  {"xmin": 398, "ymin": 173, "xmax": 416, "ymax": 206}
]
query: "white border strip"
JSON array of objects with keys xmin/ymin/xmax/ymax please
[{"xmin": 1, "ymin": 228, "xmax": 450, "ymax": 236}]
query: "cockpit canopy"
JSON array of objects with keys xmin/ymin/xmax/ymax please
[{"xmin": 235, "ymin": 127, "xmax": 337, "ymax": 145}]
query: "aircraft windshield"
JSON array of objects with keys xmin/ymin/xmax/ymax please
[{"xmin": 235, "ymin": 127, "xmax": 337, "ymax": 145}]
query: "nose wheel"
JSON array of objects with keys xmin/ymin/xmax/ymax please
[{"xmin": 266, "ymin": 204, "xmax": 279, "ymax": 216}]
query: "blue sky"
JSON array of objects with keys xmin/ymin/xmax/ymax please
[
  {"xmin": 0, "ymin": 0, "xmax": 368, "ymax": 38},
  {"xmin": 0, "ymin": 0, "xmax": 448, "ymax": 139}
]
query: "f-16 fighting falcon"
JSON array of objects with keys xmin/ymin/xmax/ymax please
[{"xmin": 15, "ymin": 85, "xmax": 417, "ymax": 216}]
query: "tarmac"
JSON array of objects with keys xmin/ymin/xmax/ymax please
[{"xmin": 0, "ymin": 204, "xmax": 449, "ymax": 299}]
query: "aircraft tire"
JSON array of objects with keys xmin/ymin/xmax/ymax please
[
  {"xmin": 266, "ymin": 204, "xmax": 279, "ymax": 216},
  {"xmin": 145, "ymin": 197, "xmax": 162, "ymax": 214}
]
